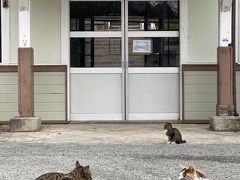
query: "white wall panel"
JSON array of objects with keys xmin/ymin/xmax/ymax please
[
  {"xmin": 70, "ymin": 74, "xmax": 122, "ymax": 115},
  {"xmin": 129, "ymin": 74, "xmax": 179, "ymax": 114}
]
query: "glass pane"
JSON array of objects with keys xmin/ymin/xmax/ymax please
[
  {"xmin": 128, "ymin": 37, "xmax": 179, "ymax": 67},
  {"xmin": 71, "ymin": 38, "xmax": 122, "ymax": 67},
  {"xmin": 128, "ymin": 1, "xmax": 179, "ymax": 31},
  {"xmin": 70, "ymin": 2, "xmax": 121, "ymax": 31}
]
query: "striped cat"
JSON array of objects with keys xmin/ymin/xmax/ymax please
[{"xmin": 35, "ymin": 161, "xmax": 92, "ymax": 180}]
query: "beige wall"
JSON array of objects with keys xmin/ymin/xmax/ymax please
[
  {"xmin": 238, "ymin": 3, "xmax": 240, "ymax": 61},
  {"xmin": 10, "ymin": 0, "xmax": 18, "ymax": 64},
  {"xmin": 10, "ymin": 0, "xmax": 61, "ymax": 64},
  {"xmin": 9, "ymin": 0, "xmax": 219, "ymax": 64},
  {"xmin": 188, "ymin": 0, "xmax": 218, "ymax": 63}
]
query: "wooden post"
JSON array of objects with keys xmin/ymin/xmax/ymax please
[
  {"xmin": 10, "ymin": 0, "xmax": 41, "ymax": 132},
  {"xmin": 209, "ymin": 0, "xmax": 240, "ymax": 131},
  {"xmin": 216, "ymin": 47, "xmax": 235, "ymax": 116},
  {"xmin": 216, "ymin": 0, "xmax": 236, "ymax": 116},
  {"xmin": 18, "ymin": 48, "xmax": 34, "ymax": 117},
  {"xmin": 18, "ymin": 0, "xmax": 33, "ymax": 117}
]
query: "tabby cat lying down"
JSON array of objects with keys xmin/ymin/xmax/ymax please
[{"xmin": 35, "ymin": 161, "xmax": 92, "ymax": 180}]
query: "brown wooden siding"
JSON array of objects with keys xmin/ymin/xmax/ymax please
[
  {"xmin": 182, "ymin": 64, "xmax": 240, "ymax": 123},
  {"xmin": 0, "ymin": 65, "xmax": 67, "ymax": 123}
]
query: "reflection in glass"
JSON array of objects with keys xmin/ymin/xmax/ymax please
[
  {"xmin": 129, "ymin": 38, "xmax": 179, "ymax": 67},
  {"xmin": 70, "ymin": 38, "xmax": 121, "ymax": 67},
  {"xmin": 70, "ymin": 2, "xmax": 121, "ymax": 31},
  {"xmin": 128, "ymin": 1, "xmax": 179, "ymax": 31}
]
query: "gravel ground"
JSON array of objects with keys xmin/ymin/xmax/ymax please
[{"xmin": 0, "ymin": 143, "xmax": 240, "ymax": 180}]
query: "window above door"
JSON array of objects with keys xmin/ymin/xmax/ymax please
[
  {"xmin": 128, "ymin": 1, "xmax": 179, "ymax": 31},
  {"xmin": 70, "ymin": 1, "xmax": 121, "ymax": 31}
]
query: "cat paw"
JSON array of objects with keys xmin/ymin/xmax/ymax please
[{"xmin": 166, "ymin": 141, "xmax": 171, "ymax": 144}]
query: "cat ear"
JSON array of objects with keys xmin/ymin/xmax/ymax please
[
  {"xmin": 196, "ymin": 169, "xmax": 207, "ymax": 178},
  {"xmin": 76, "ymin": 161, "xmax": 81, "ymax": 167},
  {"xmin": 189, "ymin": 165, "xmax": 195, "ymax": 172},
  {"xmin": 179, "ymin": 164, "xmax": 187, "ymax": 169},
  {"xmin": 85, "ymin": 165, "xmax": 90, "ymax": 169}
]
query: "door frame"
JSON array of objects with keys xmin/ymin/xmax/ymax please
[
  {"xmin": 125, "ymin": 0, "xmax": 182, "ymax": 120},
  {"xmin": 61, "ymin": 0, "xmax": 187, "ymax": 121},
  {"xmin": 67, "ymin": 0, "xmax": 125, "ymax": 121}
]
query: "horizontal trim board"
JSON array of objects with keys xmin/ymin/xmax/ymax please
[
  {"xmin": 129, "ymin": 113, "xmax": 179, "ymax": 120},
  {"xmin": 183, "ymin": 64, "xmax": 240, "ymax": 71},
  {"xmin": 128, "ymin": 31, "xmax": 179, "ymax": 37},
  {"xmin": 70, "ymin": 68, "xmax": 179, "ymax": 74},
  {"xmin": 128, "ymin": 67, "xmax": 179, "ymax": 74},
  {"xmin": 70, "ymin": 68, "xmax": 122, "ymax": 74},
  {"xmin": 70, "ymin": 114, "xmax": 123, "ymax": 121},
  {"xmin": 34, "ymin": 65, "xmax": 67, "ymax": 72},
  {"xmin": 0, "ymin": 66, "xmax": 18, "ymax": 72},
  {"xmin": 0, "ymin": 65, "xmax": 67, "ymax": 72},
  {"xmin": 70, "ymin": 31, "xmax": 122, "ymax": 38},
  {"xmin": 182, "ymin": 64, "xmax": 218, "ymax": 71}
]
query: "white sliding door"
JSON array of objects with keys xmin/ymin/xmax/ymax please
[{"xmin": 69, "ymin": 0, "xmax": 180, "ymax": 121}]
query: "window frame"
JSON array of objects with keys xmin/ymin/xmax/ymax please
[
  {"xmin": 69, "ymin": 0, "xmax": 124, "ymax": 71},
  {"xmin": 69, "ymin": 0, "xmax": 180, "ymax": 69},
  {"xmin": 126, "ymin": 0, "xmax": 180, "ymax": 69}
]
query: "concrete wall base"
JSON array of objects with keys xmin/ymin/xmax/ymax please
[
  {"xmin": 10, "ymin": 116, "xmax": 41, "ymax": 132},
  {"xmin": 209, "ymin": 116, "xmax": 240, "ymax": 131}
]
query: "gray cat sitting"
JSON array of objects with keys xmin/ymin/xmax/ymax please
[
  {"xmin": 35, "ymin": 161, "xmax": 92, "ymax": 180},
  {"xmin": 164, "ymin": 123, "xmax": 186, "ymax": 144}
]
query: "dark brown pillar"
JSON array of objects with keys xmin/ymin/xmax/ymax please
[
  {"xmin": 217, "ymin": 47, "xmax": 235, "ymax": 116},
  {"xmin": 18, "ymin": 48, "xmax": 34, "ymax": 117}
]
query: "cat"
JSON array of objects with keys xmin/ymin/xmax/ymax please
[
  {"xmin": 179, "ymin": 164, "xmax": 209, "ymax": 180},
  {"xmin": 35, "ymin": 161, "xmax": 92, "ymax": 180},
  {"xmin": 164, "ymin": 123, "xmax": 186, "ymax": 144}
]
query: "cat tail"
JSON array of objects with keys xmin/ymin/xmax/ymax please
[
  {"xmin": 181, "ymin": 140, "xmax": 186, "ymax": 144},
  {"xmin": 176, "ymin": 140, "xmax": 186, "ymax": 144}
]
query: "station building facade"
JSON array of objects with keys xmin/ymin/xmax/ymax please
[{"xmin": 0, "ymin": 0, "xmax": 239, "ymax": 123}]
